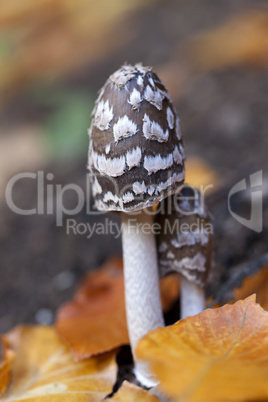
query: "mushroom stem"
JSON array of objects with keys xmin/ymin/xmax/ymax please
[
  {"xmin": 180, "ymin": 276, "xmax": 205, "ymax": 319},
  {"xmin": 121, "ymin": 209, "xmax": 164, "ymax": 386}
]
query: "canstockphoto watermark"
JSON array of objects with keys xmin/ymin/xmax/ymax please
[
  {"xmin": 5, "ymin": 171, "xmax": 212, "ymax": 226},
  {"xmin": 228, "ymin": 170, "xmax": 263, "ymax": 233},
  {"xmin": 66, "ymin": 217, "xmax": 213, "ymax": 238}
]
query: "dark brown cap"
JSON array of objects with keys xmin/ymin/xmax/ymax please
[
  {"xmin": 155, "ymin": 186, "xmax": 213, "ymax": 286},
  {"xmin": 88, "ymin": 64, "xmax": 185, "ymax": 212}
]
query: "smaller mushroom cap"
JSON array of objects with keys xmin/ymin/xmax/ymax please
[
  {"xmin": 88, "ymin": 63, "xmax": 185, "ymax": 212},
  {"xmin": 155, "ymin": 186, "xmax": 213, "ymax": 287}
]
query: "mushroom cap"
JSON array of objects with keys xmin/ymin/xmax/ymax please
[
  {"xmin": 88, "ymin": 63, "xmax": 185, "ymax": 212},
  {"xmin": 155, "ymin": 186, "xmax": 213, "ymax": 287}
]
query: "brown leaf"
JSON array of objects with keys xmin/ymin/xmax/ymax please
[
  {"xmin": 56, "ymin": 258, "xmax": 128, "ymax": 360},
  {"xmin": 56, "ymin": 257, "xmax": 180, "ymax": 360},
  {"xmin": 234, "ymin": 266, "xmax": 268, "ymax": 310},
  {"xmin": 187, "ymin": 11, "xmax": 268, "ymax": 72},
  {"xmin": 160, "ymin": 274, "xmax": 180, "ymax": 312},
  {"xmin": 0, "ymin": 325, "xmax": 116, "ymax": 401},
  {"xmin": 108, "ymin": 381, "xmax": 159, "ymax": 401},
  {"xmin": 137, "ymin": 295, "xmax": 268, "ymax": 402},
  {"xmin": 0, "ymin": 0, "xmax": 154, "ymax": 103}
]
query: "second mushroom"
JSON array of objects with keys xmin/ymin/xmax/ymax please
[{"xmin": 155, "ymin": 186, "xmax": 213, "ymax": 319}]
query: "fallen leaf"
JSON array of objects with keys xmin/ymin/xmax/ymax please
[
  {"xmin": 160, "ymin": 274, "xmax": 180, "ymax": 312},
  {"xmin": 185, "ymin": 157, "xmax": 219, "ymax": 192},
  {"xmin": 0, "ymin": 343, "xmax": 14, "ymax": 395},
  {"xmin": 0, "ymin": 325, "xmax": 116, "ymax": 401},
  {"xmin": 186, "ymin": 11, "xmax": 268, "ymax": 72},
  {"xmin": 56, "ymin": 258, "xmax": 128, "ymax": 360},
  {"xmin": 234, "ymin": 266, "xmax": 268, "ymax": 310},
  {"xmin": 56, "ymin": 257, "xmax": 180, "ymax": 360},
  {"xmin": 108, "ymin": 381, "xmax": 159, "ymax": 401},
  {"xmin": 0, "ymin": 0, "xmax": 154, "ymax": 105},
  {"xmin": 137, "ymin": 295, "xmax": 268, "ymax": 402}
]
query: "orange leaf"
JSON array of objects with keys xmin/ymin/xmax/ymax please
[
  {"xmin": 0, "ymin": 326, "xmax": 116, "ymax": 401},
  {"xmin": 234, "ymin": 266, "xmax": 268, "ymax": 310},
  {"xmin": 56, "ymin": 257, "xmax": 180, "ymax": 360},
  {"xmin": 0, "ymin": 343, "xmax": 14, "ymax": 395},
  {"xmin": 160, "ymin": 274, "xmax": 180, "ymax": 312},
  {"xmin": 0, "ymin": 0, "xmax": 154, "ymax": 103},
  {"xmin": 185, "ymin": 157, "xmax": 219, "ymax": 193},
  {"xmin": 56, "ymin": 258, "xmax": 128, "ymax": 360},
  {"xmin": 187, "ymin": 11, "xmax": 268, "ymax": 72},
  {"xmin": 137, "ymin": 295, "xmax": 268, "ymax": 402},
  {"xmin": 108, "ymin": 381, "xmax": 159, "ymax": 401}
]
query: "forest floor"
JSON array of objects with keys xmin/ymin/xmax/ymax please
[{"xmin": 0, "ymin": 0, "xmax": 267, "ymax": 334}]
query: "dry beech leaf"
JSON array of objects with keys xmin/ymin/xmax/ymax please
[
  {"xmin": 0, "ymin": 325, "xmax": 116, "ymax": 401},
  {"xmin": 56, "ymin": 258, "xmax": 128, "ymax": 360},
  {"xmin": 187, "ymin": 11, "xmax": 268, "ymax": 71},
  {"xmin": 0, "ymin": 344, "xmax": 14, "ymax": 395},
  {"xmin": 160, "ymin": 274, "xmax": 180, "ymax": 312},
  {"xmin": 234, "ymin": 266, "xmax": 268, "ymax": 310},
  {"xmin": 56, "ymin": 257, "xmax": 180, "ymax": 360},
  {"xmin": 185, "ymin": 157, "xmax": 219, "ymax": 192},
  {"xmin": 0, "ymin": 0, "xmax": 153, "ymax": 101},
  {"xmin": 137, "ymin": 295, "xmax": 268, "ymax": 402},
  {"xmin": 108, "ymin": 381, "xmax": 159, "ymax": 401}
]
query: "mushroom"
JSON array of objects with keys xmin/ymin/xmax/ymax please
[
  {"xmin": 155, "ymin": 186, "xmax": 213, "ymax": 319},
  {"xmin": 87, "ymin": 64, "xmax": 185, "ymax": 385}
]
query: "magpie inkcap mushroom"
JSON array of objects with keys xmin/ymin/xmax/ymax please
[
  {"xmin": 88, "ymin": 63, "xmax": 185, "ymax": 211},
  {"xmin": 156, "ymin": 186, "xmax": 213, "ymax": 318},
  {"xmin": 156, "ymin": 186, "xmax": 213, "ymax": 286},
  {"xmin": 87, "ymin": 63, "xmax": 186, "ymax": 386}
]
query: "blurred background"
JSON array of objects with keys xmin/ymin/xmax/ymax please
[{"xmin": 0, "ymin": 0, "xmax": 267, "ymax": 333}]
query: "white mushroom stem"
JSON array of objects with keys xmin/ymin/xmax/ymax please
[
  {"xmin": 121, "ymin": 209, "xmax": 164, "ymax": 387},
  {"xmin": 180, "ymin": 275, "xmax": 205, "ymax": 319}
]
